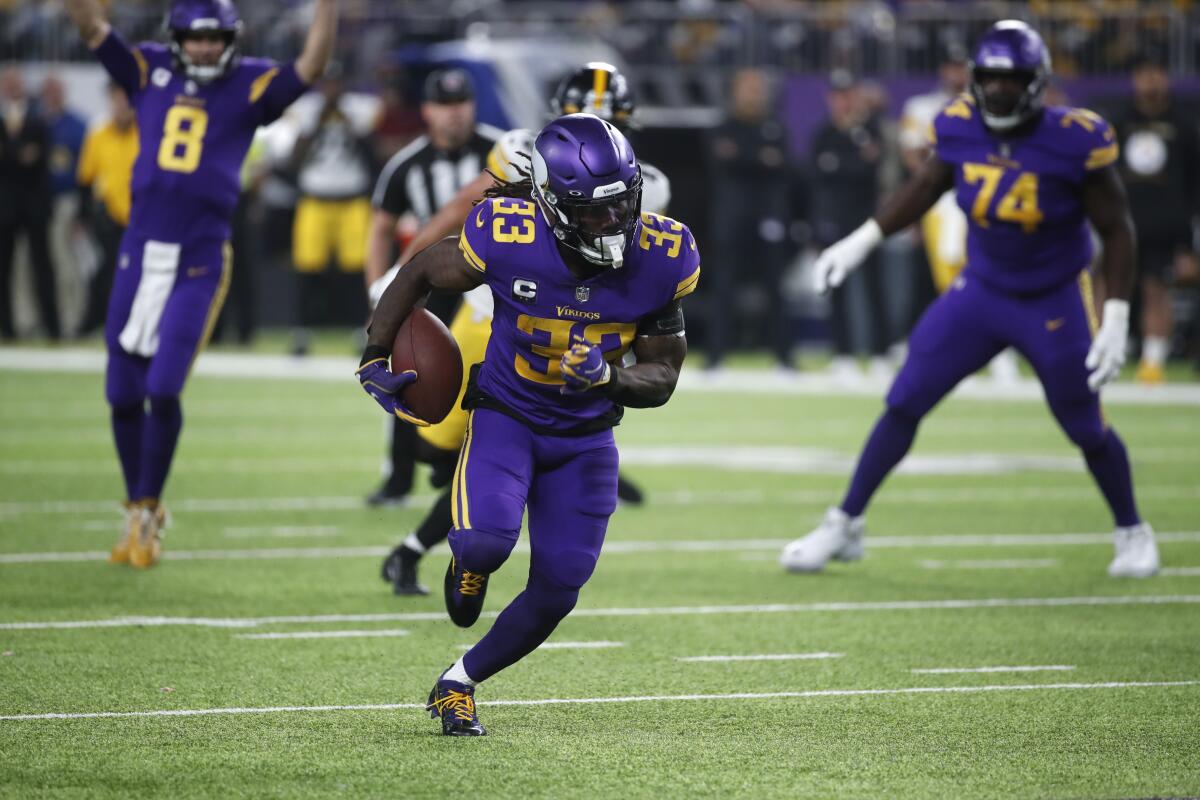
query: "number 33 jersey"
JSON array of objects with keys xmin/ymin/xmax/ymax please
[
  {"xmin": 94, "ymin": 30, "xmax": 307, "ymax": 243},
  {"xmin": 458, "ymin": 197, "xmax": 701, "ymax": 432},
  {"xmin": 933, "ymin": 95, "xmax": 1119, "ymax": 294}
]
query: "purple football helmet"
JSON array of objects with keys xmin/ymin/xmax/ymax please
[
  {"xmin": 531, "ymin": 113, "xmax": 643, "ymax": 268},
  {"xmin": 968, "ymin": 20, "xmax": 1051, "ymax": 131},
  {"xmin": 165, "ymin": 0, "xmax": 243, "ymax": 84}
]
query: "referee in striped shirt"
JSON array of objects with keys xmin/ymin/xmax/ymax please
[{"xmin": 365, "ymin": 68, "xmax": 500, "ymax": 506}]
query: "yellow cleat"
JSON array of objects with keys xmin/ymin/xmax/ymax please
[
  {"xmin": 1136, "ymin": 362, "xmax": 1165, "ymax": 385},
  {"xmin": 129, "ymin": 503, "xmax": 168, "ymax": 569},
  {"xmin": 109, "ymin": 502, "xmax": 139, "ymax": 565}
]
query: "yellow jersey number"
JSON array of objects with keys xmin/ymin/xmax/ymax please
[
  {"xmin": 492, "ymin": 199, "xmax": 536, "ymax": 245},
  {"xmin": 638, "ymin": 213, "xmax": 684, "ymax": 257},
  {"xmin": 514, "ymin": 316, "xmax": 636, "ymax": 386},
  {"xmin": 961, "ymin": 163, "xmax": 1043, "ymax": 233},
  {"xmin": 157, "ymin": 106, "xmax": 208, "ymax": 174}
]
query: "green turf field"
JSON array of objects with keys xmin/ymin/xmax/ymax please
[{"xmin": 1, "ymin": 354, "xmax": 1198, "ymax": 799}]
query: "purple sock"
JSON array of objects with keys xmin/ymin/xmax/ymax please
[
  {"xmin": 1084, "ymin": 429, "xmax": 1140, "ymax": 528},
  {"xmin": 135, "ymin": 395, "xmax": 182, "ymax": 501},
  {"xmin": 110, "ymin": 404, "xmax": 144, "ymax": 501},
  {"xmin": 462, "ymin": 579, "xmax": 578, "ymax": 683},
  {"xmin": 841, "ymin": 407, "xmax": 920, "ymax": 517}
]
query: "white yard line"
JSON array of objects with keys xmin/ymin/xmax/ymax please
[
  {"xmin": 677, "ymin": 653, "xmax": 843, "ymax": 663},
  {"xmin": 918, "ymin": 559, "xmax": 1061, "ymax": 570},
  {"xmin": 221, "ymin": 526, "xmax": 342, "ymax": 540},
  {"xmin": 1161, "ymin": 567, "xmax": 1200, "ymax": 577},
  {"xmin": 1, "ymin": 680, "xmax": 1195, "ymax": 722},
  {"xmin": 235, "ymin": 630, "xmax": 409, "ymax": 640},
  {"xmin": 5, "ymin": 532, "xmax": 1200, "ymax": 565},
  {"xmin": 458, "ymin": 641, "xmax": 625, "ymax": 651},
  {"xmin": 911, "ymin": 665, "xmax": 1076, "ymax": 674},
  {"xmin": 3, "ymin": 595, "xmax": 1199, "ymax": 631},
  {"xmin": 5, "ymin": 347, "xmax": 1200, "ymax": 406},
  {"xmin": 7, "ymin": 485, "xmax": 1199, "ymax": 517}
]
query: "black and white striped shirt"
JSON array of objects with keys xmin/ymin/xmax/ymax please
[{"xmin": 372, "ymin": 124, "xmax": 503, "ymax": 222}]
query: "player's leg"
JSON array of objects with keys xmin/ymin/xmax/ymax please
[
  {"xmin": 1014, "ymin": 275, "xmax": 1156, "ymax": 577},
  {"xmin": 782, "ymin": 277, "xmax": 1003, "ymax": 572},
  {"xmin": 103, "ymin": 233, "xmax": 151, "ymax": 564},
  {"xmin": 430, "ymin": 430, "xmax": 617, "ymax": 736},
  {"xmin": 130, "ymin": 241, "xmax": 230, "ymax": 567},
  {"xmin": 441, "ymin": 409, "xmax": 533, "ymax": 627}
]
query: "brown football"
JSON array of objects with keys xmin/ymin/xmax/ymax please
[{"xmin": 390, "ymin": 307, "xmax": 464, "ymax": 424}]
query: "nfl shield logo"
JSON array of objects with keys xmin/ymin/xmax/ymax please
[{"xmin": 575, "ymin": 286, "xmax": 590, "ymax": 303}]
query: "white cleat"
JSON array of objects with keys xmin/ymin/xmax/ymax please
[
  {"xmin": 780, "ymin": 507, "xmax": 865, "ymax": 573},
  {"xmin": 1107, "ymin": 523, "xmax": 1159, "ymax": 578}
]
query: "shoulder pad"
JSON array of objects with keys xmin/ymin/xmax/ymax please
[{"xmin": 1055, "ymin": 107, "xmax": 1119, "ymax": 171}]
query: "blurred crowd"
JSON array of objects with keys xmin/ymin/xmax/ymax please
[{"xmin": 3, "ymin": 1, "xmax": 1200, "ymax": 380}]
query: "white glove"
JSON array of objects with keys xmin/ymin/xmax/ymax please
[
  {"xmin": 1085, "ymin": 299, "xmax": 1129, "ymax": 392},
  {"xmin": 813, "ymin": 219, "xmax": 884, "ymax": 293},
  {"xmin": 368, "ymin": 264, "xmax": 400, "ymax": 311}
]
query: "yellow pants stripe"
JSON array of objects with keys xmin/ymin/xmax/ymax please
[
  {"xmin": 1078, "ymin": 271, "xmax": 1099, "ymax": 338},
  {"xmin": 452, "ymin": 412, "xmax": 475, "ymax": 530},
  {"xmin": 186, "ymin": 242, "xmax": 233, "ymax": 379}
]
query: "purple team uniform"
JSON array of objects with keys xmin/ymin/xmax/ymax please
[
  {"xmin": 94, "ymin": 30, "xmax": 306, "ymax": 501},
  {"xmin": 447, "ymin": 198, "xmax": 700, "ymax": 682},
  {"xmin": 843, "ymin": 97, "xmax": 1138, "ymax": 527}
]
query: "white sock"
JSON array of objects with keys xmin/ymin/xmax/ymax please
[
  {"xmin": 1142, "ymin": 337, "xmax": 1168, "ymax": 367},
  {"xmin": 402, "ymin": 532, "xmax": 426, "ymax": 554},
  {"xmin": 443, "ymin": 657, "xmax": 476, "ymax": 687}
]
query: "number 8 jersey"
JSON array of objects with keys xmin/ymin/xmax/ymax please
[
  {"xmin": 458, "ymin": 197, "xmax": 701, "ymax": 432},
  {"xmin": 94, "ymin": 30, "xmax": 307, "ymax": 244},
  {"xmin": 933, "ymin": 95, "xmax": 1119, "ymax": 294}
]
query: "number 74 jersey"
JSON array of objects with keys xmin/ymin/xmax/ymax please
[
  {"xmin": 93, "ymin": 31, "xmax": 306, "ymax": 244},
  {"xmin": 932, "ymin": 95, "xmax": 1119, "ymax": 294},
  {"xmin": 458, "ymin": 197, "xmax": 701, "ymax": 432}
]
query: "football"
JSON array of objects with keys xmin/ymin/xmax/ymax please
[{"xmin": 390, "ymin": 307, "xmax": 464, "ymax": 424}]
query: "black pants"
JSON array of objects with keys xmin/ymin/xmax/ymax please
[
  {"xmin": 0, "ymin": 215, "xmax": 59, "ymax": 339},
  {"xmin": 80, "ymin": 215, "xmax": 124, "ymax": 336},
  {"xmin": 829, "ymin": 251, "xmax": 889, "ymax": 357}
]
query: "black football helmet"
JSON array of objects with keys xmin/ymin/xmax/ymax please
[{"xmin": 551, "ymin": 62, "xmax": 636, "ymax": 131}]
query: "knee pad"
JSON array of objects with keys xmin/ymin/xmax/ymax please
[
  {"xmin": 536, "ymin": 547, "xmax": 600, "ymax": 592},
  {"xmin": 523, "ymin": 576, "xmax": 580, "ymax": 622},
  {"xmin": 1062, "ymin": 413, "xmax": 1109, "ymax": 455},
  {"xmin": 448, "ymin": 527, "xmax": 517, "ymax": 575}
]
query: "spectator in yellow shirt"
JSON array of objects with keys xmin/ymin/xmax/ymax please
[{"xmin": 76, "ymin": 82, "xmax": 137, "ymax": 336}]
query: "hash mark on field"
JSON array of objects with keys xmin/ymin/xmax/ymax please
[
  {"xmin": 5, "ymin": 595, "xmax": 1200, "ymax": 631},
  {"xmin": 1161, "ymin": 567, "xmax": 1200, "ymax": 577},
  {"xmin": 234, "ymin": 630, "xmax": 409, "ymax": 640},
  {"xmin": 457, "ymin": 641, "xmax": 625, "ymax": 651},
  {"xmin": 2, "ymin": 681, "xmax": 1196, "ymax": 722},
  {"xmin": 918, "ymin": 559, "xmax": 1060, "ymax": 570},
  {"xmin": 911, "ymin": 665, "xmax": 1075, "ymax": 674},
  {"xmin": 677, "ymin": 652, "xmax": 843, "ymax": 663}
]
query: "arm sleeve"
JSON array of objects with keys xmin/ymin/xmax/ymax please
[
  {"xmin": 250, "ymin": 62, "xmax": 309, "ymax": 126},
  {"xmin": 92, "ymin": 30, "xmax": 148, "ymax": 99},
  {"xmin": 458, "ymin": 201, "xmax": 491, "ymax": 277}
]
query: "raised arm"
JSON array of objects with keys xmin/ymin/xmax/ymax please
[
  {"xmin": 294, "ymin": 0, "xmax": 338, "ymax": 85},
  {"xmin": 63, "ymin": 0, "xmax": 110, "ymax": 49}
]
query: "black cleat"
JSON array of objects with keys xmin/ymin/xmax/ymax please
[
  {"xmin": 366, "ymin": 481, "xmax": 409, "ymax": 508},
  {"xmin": 426, "ymin": 670, "xmax": 486, "ymax": 736},
  {"xmin": 381, "ymin": 544, "xmax": 429, "ymax": 595},
  {"xmin": 616, "ymin": 473, "xmax": 645, "ymax": 506},
  {"xmin": 443, "ymin": 556, "xmax": 488, "ymax": 628}
]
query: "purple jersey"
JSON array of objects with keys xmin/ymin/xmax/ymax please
[
  {"xmin": 458, "ymin": 198, "xmax": 701, "ymax": 432},
  {"xmin": 933, "ymin": 95, "xmax": 1119, "ymax": 294},
  {"xmin": 93, "ymin": 31, "xmax": 306, "ymax": 243}
]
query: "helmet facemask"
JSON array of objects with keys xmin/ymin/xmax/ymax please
[
  {"xmin": 532, "ymin": 150, "xmax": 643, "ymax": 269},
  {"xmin": 970, "ymin": 66, "xmax": 1046, "ymax": 131}
]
